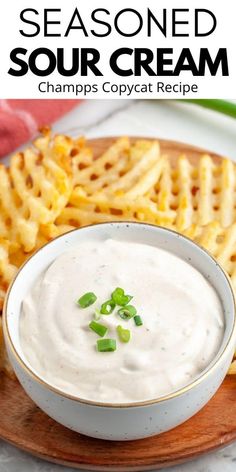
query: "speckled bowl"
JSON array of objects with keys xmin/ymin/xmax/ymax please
[{"xmin": 3, "ymin": 223, "xmax": 236, "ymax": 440}]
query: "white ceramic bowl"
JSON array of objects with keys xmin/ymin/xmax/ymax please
[{"xmin": 3, "ymin": 223, "xmax": 236, "ymax": 441}]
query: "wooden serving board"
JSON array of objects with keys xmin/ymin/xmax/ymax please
[
  {"xmin": 1, "ymin": 374, "xmax": 236, "ymax": 471},
  {"xmin": 0, "ymin": 138, "xmax": 236, "ymax": 471}
]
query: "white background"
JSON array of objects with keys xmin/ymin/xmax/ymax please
[{"xmin": 0, "ymin": 0, "xmax": 235, "ymax": 98}]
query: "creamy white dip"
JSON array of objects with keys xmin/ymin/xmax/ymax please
[{"xmin": 20, "ymin": 239, "xmax": 224, "ymax": 403}]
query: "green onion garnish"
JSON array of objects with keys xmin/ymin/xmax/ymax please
[
  {"xmin": 77, "ymin": 292, "xmax": 97, "ymax": 308},
  {"xmin": 100, "ymin": 299, "xmax": 116, "ymax": 315},
  {"xmin": 89, "ymin": 320, "xmax": 108, "ymax": 337},
  {"xmin": 97, "ymin": 339, "xmax": 116, "ymax": 352},
  {"xmin": 111, "ymin": 287, "xmax": 133, "ymax": 306},
  {"xmin": 134, "ymin": 315, "xmax": 143, "ymax": 326},
  {"xmin": 118, "ymin": 305, "xmax": 137, "ymax": 320},
  {"xmin": 117, "ymin": 325, "xmax": 131, "ymax": 343}
]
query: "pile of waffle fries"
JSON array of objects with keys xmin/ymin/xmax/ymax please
[{"xmin": 0, "ymin": 129, "xmax": 236, "ymax": 375}]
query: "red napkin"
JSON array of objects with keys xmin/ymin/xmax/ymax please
[{"xmin": 0, "ymin": 99, "xmax": 79, "ymax": 158}]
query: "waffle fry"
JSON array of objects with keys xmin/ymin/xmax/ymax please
[
  {"xmin": 183, "ymin": 221, "xmax": 236, "ymax": 292},
  {"xmin": 0, "ymin": 239, "xmax": 18, "ymax": 310},
  {"xmin": 0, "ymin": 317, "xmax": 14, "ymax": 377},
  {"xmin": 103, "ymin": 140, "xmax": 161, "ymax": 195},
  {"xmin": 66, "ymin": 187, "xmax": 175, "ymax": 226},
  {"xmin": 69, "ymin": 139, "xmax": 236, "ymax": 231},
  {"xmin": 0, "ymin": 131, "xmax": 72, "ymax": 253},
  {"xmin": 162, "ymin": 154, "xmax": 236, "ymax": 230},
  {"xmin": 228, "ymin": 359, "xmax": 236, "ymax": 375},
  {"xmin": 0, "ymin": 132, "xmax": 236, "ymax": 377},
  {"xmin": 72, "ymin": 136, "xmax": 130, "ymax": 192}
]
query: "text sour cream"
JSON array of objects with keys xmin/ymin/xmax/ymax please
[{"xmin": 20, "ymin": 239, "xmax": 224, "ymax": 403}]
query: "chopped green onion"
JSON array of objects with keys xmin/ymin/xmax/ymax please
[
  {"xmin": 117, "ymin": 325, "xmax": 131, "ymax": 343},
  {"xmin": 77, "ymin": 292, "xmax": 97, "ymax": 308},
  {"xmin": 89, "ymin": 320, "xmax": 108, "ymax": 337},
  {"xmin": 100, "ymin": 299, "xmax": 116, "ymax": 315},
  {"xmin": 134, "ymin": 315, "xmax": 143, "ymax": 326},
  {"xmin": 97, "ymin": 339, "xmax": 116, "ymax": 352},
  {"xmin": 118, "ymin": 305, "xmax": 137, "ymax": 320},
  {"xmin": 111, "ymin": 287, "xmax": 133, "ymax": 306},
  {"xmin": 94, "ymin": 308, "xmax": 101, "ymax": 321}
]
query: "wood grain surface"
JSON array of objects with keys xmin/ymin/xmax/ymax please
[{"xmin": 0, "ymin": 138, "xmax": 235, "ymax": 471}]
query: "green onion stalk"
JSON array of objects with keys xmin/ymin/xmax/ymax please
[{"xmin": 181, "ymin": 100, "xmax": 236, "ymax": 119}]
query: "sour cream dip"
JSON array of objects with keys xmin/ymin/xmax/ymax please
[{"xmin": 20, "ymin": 238, "xmax": 224, "ymax": 403}]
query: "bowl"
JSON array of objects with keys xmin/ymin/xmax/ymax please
[{"xmin": 3, "ymin": 222, "xmax": 236, "ymax": 441}]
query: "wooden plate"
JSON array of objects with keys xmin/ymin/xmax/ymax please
[{"xmin": 0, "ymin": 138, "xmax": 236, "ymax": 471}]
